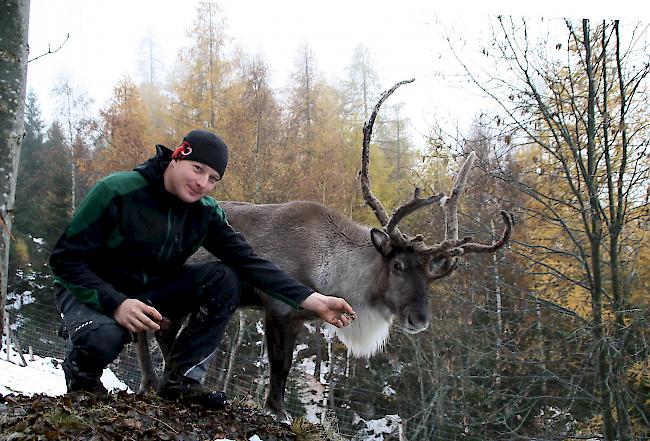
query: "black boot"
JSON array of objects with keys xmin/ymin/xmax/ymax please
[
  {"xmin": 62, "ymin": 360, "xmax": 108, "ymax": 395},
  {"xmin": 158, "ymin": 373, "xmax": 226, "ymax": 409}
]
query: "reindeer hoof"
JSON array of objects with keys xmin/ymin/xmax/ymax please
[
  {"xmin": 262, "ymin": 406, "xmax": 292, "ymax": 424},
  {"xmin": 138, "ymin": 377, "xmax": 160, "ymax": 394}
]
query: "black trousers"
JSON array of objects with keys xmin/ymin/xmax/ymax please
[{"xmin": 55, "ymin": 261, "xmax": 242, "ymax": 383}]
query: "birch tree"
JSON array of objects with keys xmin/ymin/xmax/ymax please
[
  {"xmin": 0, "ymin": 0, "xmax": 30, "ymax": 352},
  {"xmin": 51, "ymin": 75, "xmax": 93, "ymax": 212}
]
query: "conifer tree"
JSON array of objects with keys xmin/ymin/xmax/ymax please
[
  {"xmin": 15, "ymin": 91, "xmax": 47, "ymax": 240},
  {"xmin": 41, "ymin": 122, "xmax": 72, "ymax": 247}
]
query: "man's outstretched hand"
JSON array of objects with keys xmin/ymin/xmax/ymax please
[
  {"xmin": 300, "ymin": 292, "xmax": 356, "ymax": 328},
  {"xmin": 113, "ymin": 299, "xmax": 163, "ymax": 332}
]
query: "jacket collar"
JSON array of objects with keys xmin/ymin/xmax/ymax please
[
  {"xmin": 135, "ymin": 144, "xmax": 172, "ymax": 184},
  {"xmin": 134, "ymin": 145, "xmax": 188, "ymax": 206}
]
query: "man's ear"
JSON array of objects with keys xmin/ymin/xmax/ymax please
[{"xmin": 370, "ymin": 228, "xmax": 392, "ymax": 257}]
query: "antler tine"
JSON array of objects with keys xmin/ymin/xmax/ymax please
[
  {"xmin": 456, "ymin": 210, "xmax": 514, "ymax": 254},
  {"xmin": 359, "ymin": 78, "xmax": 415, "ymax": 228},
  {"xmin": 440, "ymin": 152, "xmax": 476, "ymax": 241},
  {"xmin": 385, "ymin": 188, "xmax": 444, "ymax": 237},
  {"xmin": 418, "ymin": 154, "xmax": 514, "ymax": 281}
]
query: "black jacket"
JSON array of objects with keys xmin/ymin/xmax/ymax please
[{"xmin": 50, "ymin": 145, "xmax": 313, "ymax": 314}]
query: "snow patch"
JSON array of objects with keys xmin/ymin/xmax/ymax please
[
  {"xmin": 214, "ymin": 435, "xmax": 263, "ymax": 441},
  {"xmin": 0, "ymin": 345, "xmax": 130, "ymax": 397},
  {"xmin": 6, "ymin": 290, "xmax": 35, "ymax": 309},
  {"xmin": 382, "ymin": 384, "xmax": 396, "ymax": 397},
  {"xmin": 255, "ymin": 320, "xmax": 264, "ymax": 335},
  {"xmin": 293, "ymin": 343, "xmax": 308, "ymax": 358},
  {"xmin": 297, "ymin": 370, "xmax": 326, "ymax": 423},
  {"xmin": 31, "ymin": 236, "xmax": 46, "ymax": 246},
  {"xmin": 354, "ymin": 413, "xmax": 404, "ymax": 440}
]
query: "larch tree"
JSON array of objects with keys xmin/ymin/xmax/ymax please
[
  {"xmin": 282, "ymin": 44, "xmax": 353, "ymax": 208},
  {"xmin": 218, "ymin": 54, "xmax": 284, "ymax": 203},
  {"xmin": 341, "ymin": 44, "xmax": 381, "ymax": 122},
  {"xmin": 91, "ymin": 76, "xmax": 154, "ymax": 181},
  {"xmin": 168, "ymin": 1, "xmax": 231, "ymax": 137}
]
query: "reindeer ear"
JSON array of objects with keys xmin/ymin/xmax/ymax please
[
  {"xmin": 370, "ymin": 228, "xmax": 392, "ymax": 256},
  {"xmin": 427, "ymin": 256, "xmax": 448, "ymax": 278},
  {"xmin": 426, "ymin": 256, "xmax": 456, "ymax": 280}
]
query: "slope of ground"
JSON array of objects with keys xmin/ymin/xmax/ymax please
[{"xmin": 0, "ymin": 391, "xmax": 329, "ymax": 441}]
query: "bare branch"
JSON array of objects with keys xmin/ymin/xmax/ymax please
[{"xmin": 28, "ymin": 33, "xmax": 70, "ymax": 63}]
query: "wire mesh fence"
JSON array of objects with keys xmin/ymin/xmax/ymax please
[{"xmin": 4, "ymin": 267, "xmax": 643, "ymax": 441}]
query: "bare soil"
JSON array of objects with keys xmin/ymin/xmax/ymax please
[{"xmin": 0, "ymin": 391, "xmax": 325, "ymax": 440}]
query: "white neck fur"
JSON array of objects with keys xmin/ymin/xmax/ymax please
[{"xmin": 328, "ymin": 307, "xmax": 393, "ymax": 358}]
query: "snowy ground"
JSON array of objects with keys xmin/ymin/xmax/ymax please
[
  {"xmin": 0, "ymin": 344, "xmax": 129, "ymax": 396},
  {"xmin": 2, "ymin": 340, "xmax": 401, "ymax": 440}
]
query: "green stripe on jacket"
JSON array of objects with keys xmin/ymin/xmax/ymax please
[
  {"xmin": 54, "ymin": 276, "xmax": 102, "ymax": 311},
  {"xmin": 67, "ymin": 171, "xmax": 148, "ymax": 238}
]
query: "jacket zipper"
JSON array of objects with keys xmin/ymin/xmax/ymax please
[
  {"xmin": 160, "ymin": 206, "xmax": 189, "ymax": 262},
  {"xmin": 158, "ymin": 208, "xmax": 174, "ymax": 261}
]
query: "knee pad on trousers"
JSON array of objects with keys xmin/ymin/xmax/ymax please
[{"xmin": 68, "ymin": 322, "xmax": 129, "ymax": 374}]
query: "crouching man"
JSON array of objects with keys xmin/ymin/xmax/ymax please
[{"xmin": 50, "ymin": 129, "xmax": 355, "ymax": 409}]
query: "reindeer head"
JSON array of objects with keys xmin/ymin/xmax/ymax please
[{"xmin": 359, "ymin": 79, "xmax": 514, "ymax": 335}]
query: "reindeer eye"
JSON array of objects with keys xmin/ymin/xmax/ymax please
[{"xmin": 393, "ymin": 260, "xmax": 406, "ymax": 272}]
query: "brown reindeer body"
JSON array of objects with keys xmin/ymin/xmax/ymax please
[
  {"xmin": 221, "ymin": 200, "xmax": 427, "ymax": 356},
  {"xmin": 165, "ymin": 200, "xmax": 432, "ymax": 421}
]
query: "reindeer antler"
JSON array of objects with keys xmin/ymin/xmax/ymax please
[
  {"xmin": 359, "ymin": 79, "xmax": 514, "ymax": 268},
  {"xmin": 423, "ymin": 153, "xmax": 514, "ymax": 261},
  {"xmin": 360, "ymin": 78, "xmax": 441, "ymax": 240},
  {"xmin": 385, "ymin": 188, "xmax": 444, "ymax": 237},
  {"xmin": 441, "ymin": 151, "xmax": 476, "ymax": 241}
]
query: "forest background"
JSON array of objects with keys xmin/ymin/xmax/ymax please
[{"xmin": 4, "ymin": 2, "xmax": 650, "ymax": 440}]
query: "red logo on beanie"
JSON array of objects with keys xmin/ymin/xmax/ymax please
[{"xmin": 172, "ymin": 141, "xmax": 193, "ymax": 159}]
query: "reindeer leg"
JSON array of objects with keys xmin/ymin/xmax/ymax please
[
  {"xmin": 136, "ymin": 317, "xmax": 186, "ymax": 393},
  {"xmin": 135, "ymin": 332, "xmax": 160, "ymax": 393},
  {"xmin": 263, "ymin": 309, "xmax": 300, "ymax": 423}
]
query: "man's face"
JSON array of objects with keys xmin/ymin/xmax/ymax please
[{"xmin": 163, "ymin": 159, "xmax": 221, "ymax": 203}]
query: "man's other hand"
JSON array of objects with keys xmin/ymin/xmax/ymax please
[
  {"xmin": 300, "ymin": 292, "xmax": 357, "ymax": 328},
  {"xmin": 113, "ymin": 299, "xmax": 163, "ymax": 332}
]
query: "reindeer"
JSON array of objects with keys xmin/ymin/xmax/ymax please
[{"xmin": 136, "ymin": 79, "xmax": 514, "ymax": 422}]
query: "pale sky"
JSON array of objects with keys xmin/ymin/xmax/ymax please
[{"xmin": 26, "ymin": 0, "xmax": 649, "ymax": 148}]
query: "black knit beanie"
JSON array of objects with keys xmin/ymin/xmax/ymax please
[{"xmin": 171, "ymin": 130, "xmax": 229, "ymax": 178}]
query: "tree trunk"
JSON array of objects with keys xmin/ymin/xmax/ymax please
[
  {"xmin": 314, "ymin": 324, "xmax": 322, "ymax": 381},
  {"xmin": 0, "ymin": 0, "xmax": 30, "ymax": 353},
  {"xmin": 322, "ymin": 333, "xmax": 334, "ymax": 424},
  {"xmin": 603, "ymin": 21, "xmax": 631, "ymax": 439},
  {"xmin": 491, "ymin": 219, "xmax": 503, "ymax": 387},
  {"xmin": 583, "ymin": 19, "xmax": 616, "ymax": 441},
  {"xmin": 255, "ymin": 324, "xmax": 268, "ymax": 401}
]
